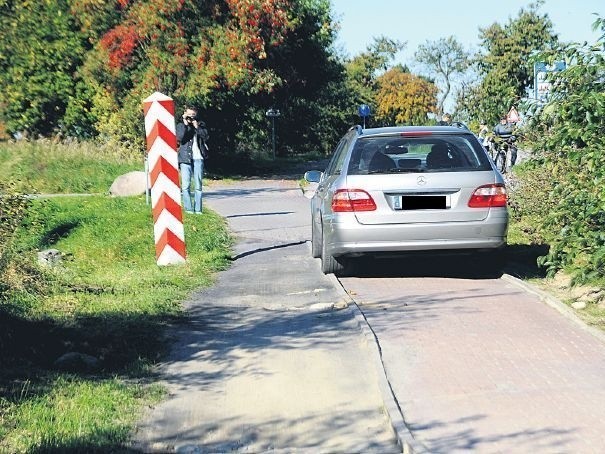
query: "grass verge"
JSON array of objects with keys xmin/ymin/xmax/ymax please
[
  {"xmin": 0, "ymin": 194, "xmax": 232, "ymax": 452},
  {"xmin": 0, "ymin": 140, "xmax": 142, "ymax": 194},
  {"xmin": 506, "ymin": 164, "xmax": 605, "ymax": 333}
]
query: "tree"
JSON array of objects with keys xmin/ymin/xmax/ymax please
[
  {"xmin": 414, "ymin": 36, "xmax": 470, "ymax": 116},
  {"xmin": 345, "ymin": 36, "xmax": 406, "ymax": 116},
  {"xmin": 0, "ymin": 0, "xmax": 87, "ymax": 137},
  {"xmin": 374, "ymin": 66, "xmax": 437, "ymax": 126},
  {"xmin": 66, "ymin": 0, "xmax": 349, "ymax": 157},
  {"xmin": 457, "ymin": 1, "xmax": 558, "ymax": 125}
]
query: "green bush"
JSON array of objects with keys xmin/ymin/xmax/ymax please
[{"xmin": 519, "ymin": 16, "xmax": 605, "ymax": 282}]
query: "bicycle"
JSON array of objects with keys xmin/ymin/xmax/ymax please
[{"xmin": 487, "ymin": 135, "xmax": 517, "ymax": 174}]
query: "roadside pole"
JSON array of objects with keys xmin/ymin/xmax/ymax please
[
  {"xmin": 358, "ymin": 104, "xmax": 371, "ymax": 128},
  {"xmin": 142, "ymin": 92, "xmax": 186, "ymax": 266},
  {"xmin": 265, "ymin": 108, "xmax": 280, "ymax": 159}
]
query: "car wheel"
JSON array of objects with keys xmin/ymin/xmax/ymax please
[
  {"xmin": 311, "ymin": 217, "xmax": 322, "ymax": 259},
  {"xmin": 321, "ymin": 236, "xmax": 346, "ymax": 275}
]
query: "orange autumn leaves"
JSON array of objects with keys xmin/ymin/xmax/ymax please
[
  {"xmin": 97, "ymin": 0, "xmax": 293, "ymax": 93},
  {"xmin": 375, "ymin": 67, "xmax": 438, "ymax": 125}
]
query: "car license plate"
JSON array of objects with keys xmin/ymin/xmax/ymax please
[{"xmin": 389, "ymin": 195, "xmax": 448, "ymax": 210}]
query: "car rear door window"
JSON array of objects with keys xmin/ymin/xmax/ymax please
[{"xmin": 347, "ymin": 134, "xmax": 492, "ymax": 174}]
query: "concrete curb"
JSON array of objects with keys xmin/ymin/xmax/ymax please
[
  {"xmin": 502, "ymin": 273, "xmax": 605, "ymax": 345},
  {"xmin": 327, "ymin": 274, "xmax": 429, "ymax": 454}
]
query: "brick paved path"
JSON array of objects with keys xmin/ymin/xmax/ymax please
[{"xmin": 340, "ymin": 269, "xmax": 605, "ymax": 453}]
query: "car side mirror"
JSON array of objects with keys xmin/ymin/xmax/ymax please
[
  {"xmin": 304, "ymin": 170, "xmax": 322, "ymax": 183},
  {"xmin": 301, "ymin": 170, "xmax": 322, "ymax": 199}
]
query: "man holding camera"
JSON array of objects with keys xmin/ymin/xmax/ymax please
[{"xmin": 176, "ymin": 105, "xmax": 209, "ymax": 214}]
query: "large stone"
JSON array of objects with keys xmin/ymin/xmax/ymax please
[
  {"xmin": 38, "ymin": 249, "xmax": 62, "ymax": 267},
  {"xmin": 54, "ymin": 352, "xmax": 101, "ymax": 372},
  {"xmin": 109, "ymin": 171, "xmax": 148, "ymax": 197}
]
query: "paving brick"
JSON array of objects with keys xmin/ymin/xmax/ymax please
[{"xmin": 341, "ymin": 274, "xmax": 605, "ymax": 453}]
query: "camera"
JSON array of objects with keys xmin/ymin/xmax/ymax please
[{"xmin": 185, "ymin": 116, "xmax": 196, "ymax": 122}]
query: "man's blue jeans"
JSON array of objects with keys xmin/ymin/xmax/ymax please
[{"xmin": 180, "ymin": 159, "xmax": 204, "ymax": 213}]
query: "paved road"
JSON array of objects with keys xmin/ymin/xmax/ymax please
[
  {"xmin": 134, "ymin": 178, "xmax": 399, "ymax": 453},
  {"xmin": 134, "ymin": 176, "xmax": 605, "ymax": 453},
  {"xmin": 340, "ymin": 258, "xmax": 605, "ymax": 453}
]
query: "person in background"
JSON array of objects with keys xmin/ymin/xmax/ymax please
[
  {"xmin": 437, "ymin": 113, "xmax": 452, "ymax": 126},
  {"xmin": 176, "ymin": 105, "xmax": 209, "ymax": 214},
  {"xmin": 478, "ymin": 120, "xmax": 489, "ymax": 142},
  {"xmin": 492, "ymin": 115, "xmax": 518, "ymax": 166}
]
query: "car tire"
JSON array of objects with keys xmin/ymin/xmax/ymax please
[
  {"xmin": 311, "ymin": 218, "xmax": 322, "ymax": 259},
  {"xmin": 321, "ymin": 236, "xmax": 346, "ymax": 275},
  {"xmin": 494, "ymin": 151, "xmax": 507, "ymax": 174}
]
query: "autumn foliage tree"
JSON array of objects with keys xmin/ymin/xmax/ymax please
[
  {"xmin": 344, "ymin": 37, "xmax": 405, "ymax": 123},
  {"xmin": 374, "ymin": 66, "xmax": 437, "ymax": 126},
  {"xmin": 0, "ymin": 0, "xmax": 348, "ymax": 158},
  {"xmin": 64, "ymin": 0, "xmax": 346, "ymax": 157}
]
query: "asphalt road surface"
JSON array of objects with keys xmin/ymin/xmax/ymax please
[{"xmin": 134, "ymin": 178, "xmax": 399, "ymax": 453}]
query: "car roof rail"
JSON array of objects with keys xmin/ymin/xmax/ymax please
[{"xmin": 348, "ymin": 125, "xmax": 363, "ymax": 135}]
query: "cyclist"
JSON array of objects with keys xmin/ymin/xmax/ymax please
[{"xmin": 492, "ymin": 115, "xmax": 518, "ymax": 167}]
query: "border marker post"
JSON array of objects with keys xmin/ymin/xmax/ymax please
[{"xmin": 142, "ymin": 92, "xmax": 186, "ymax": 265}]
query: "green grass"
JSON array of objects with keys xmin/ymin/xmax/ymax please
[
  {"xmin": 0, "ymin": 140, "xmax": 142, "ymax": 194},
  {"xmin": 1, "ymin": 376, "xmax": 164, "ymax": 453},
  {"xmin": 0, "ymin": 141, "xmax": 233, "ymax": 452}
]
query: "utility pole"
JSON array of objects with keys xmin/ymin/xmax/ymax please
[{"xmin": 265, "ymin": 108, "xmax": 281, "ymax": 159}]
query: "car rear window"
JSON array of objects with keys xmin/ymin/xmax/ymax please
[{"xmin": 347, "ymin": 134, "xmax": 493, "ymax": 175}]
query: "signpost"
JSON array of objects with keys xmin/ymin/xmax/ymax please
[
  {"xmin": 534, "ymin": 61, "xmax": 566, "ymax": 104},
  {"xmin": 265, "ymin": 108, "xmax": 281, "ymax": 159},
  {"xmin": 358, "ymin": 104, "xmax": 371, "ymax": 128}
]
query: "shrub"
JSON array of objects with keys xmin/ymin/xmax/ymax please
[{"xmin": 519, "ymin": 16, "xmax": 605, "ymax": 282}]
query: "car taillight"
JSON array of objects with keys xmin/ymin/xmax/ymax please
[
  {"xmin": 468, "ymin": 184, "xmax": 507, "ymax": 208},
  {"xmin": 400, "ymin": 131, "xmax": 433, "ymax": 137},
  {"xmin": 332, "ymin": 189, "xmax": 377, "ymax": 212}
]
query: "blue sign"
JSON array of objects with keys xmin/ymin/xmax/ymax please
[
  {"xmin": 534, "ymin": 61, "xmax": 566, "ymax": 103},
  {"xmin": 358, "ymin": 104, "xmax": 371, "ymax": 117}
]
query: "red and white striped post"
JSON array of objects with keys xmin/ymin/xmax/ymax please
[{"xmin": 142, "ymin": 92, "xmax": 186, "ymax": 265}]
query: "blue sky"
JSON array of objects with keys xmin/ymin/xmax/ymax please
[{"xmin": 331, "ymin": 0, "xmax": 604, "ymax": 64}]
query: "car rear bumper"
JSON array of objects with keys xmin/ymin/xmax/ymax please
[{"xmin": 324, "ymin": 210, "xmax": 508, "ymax": 257}]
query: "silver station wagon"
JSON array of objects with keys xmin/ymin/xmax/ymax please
[{"xmin": 304, "ymin": 125, "xmax": 509, "ymax": 275}]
